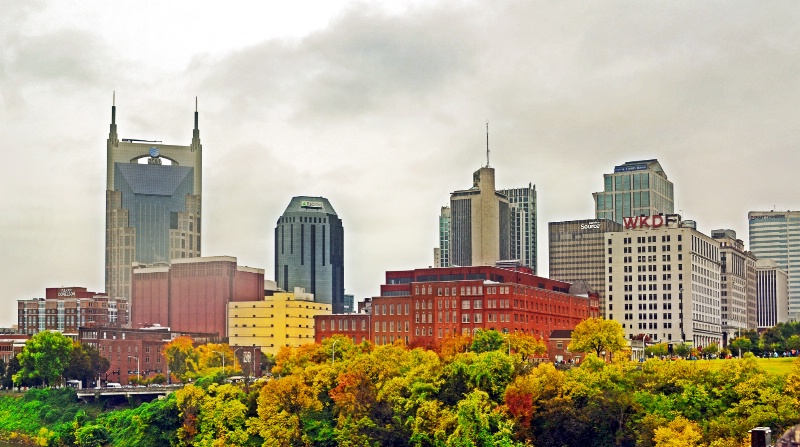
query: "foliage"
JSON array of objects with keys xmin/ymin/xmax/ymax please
[
  {"xmin": 645, "ymin": 343, "xmax": 669, "ymax": 358},
  {"xmin": 568, "ymin": 317, "xmax": 627, "ymax": 359},
  {"xmin": 65, "ymin": 341, "xmax": 110, "ymax": 388},
  {"xmin": 14, "ymin": 330, "xmax": 74, "ymax": 387},
  {"xmin": 3, "ymin": 338, "xmax": 800, "ymax": 447},
  {"xmin": 165, "ymin": 336, "xmax": 200, "ymax": 381},
  {"xmin": 471, "ymin": 329, "xmax": 506, "ymax": 353}
]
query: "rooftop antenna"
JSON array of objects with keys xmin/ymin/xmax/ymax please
[{"xmin": 485, "ymin": 119, "xmax": 490, "ymax": 167}]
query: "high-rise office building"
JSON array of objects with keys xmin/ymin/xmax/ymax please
[
  {"xmin": 275, "ymin": 196, "xmax": 345, "ymax": 313},
  {"xmin": 435, "ymin": 206, "xmax": 451, "ymax": 268},
  {"xmin": 711, "ymin": 229, "xmax": 757, "ymax": 342},
  {"xmin": 593, "ymin": 159, "xmax": 674, "ymax": 224},
  {"xmin": 749, "ymin": 211, "xmax": 800, "ymax": 318},
  {"xmin": 499, "ymin": 184, "xmax": 538, "ymax": 274},
  {"xmin": 105, "ymin": 98, "xmax": 203, "ymax": 301},
  {"xmin": 755, "ymin": 259, "xmax": 789, "ymax": 329},
  {"xmin": 448, "ymin": 166, "xmax": 511, "ymax": 267},
  {"xmin": 549, "ymin": 218, "xmax": 623, "ymax": 316},
  {"xmin": 606, "ymin": 215, "xmax": 722, "ymax": 347},
  {"xmin": 437, "ymin": 167, "xmax": 537, "ymax": 270}
]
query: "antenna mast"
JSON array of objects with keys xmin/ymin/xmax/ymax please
[{"xmin": 485, "ymin": 120, "xmax": 490, "ymax": 167}]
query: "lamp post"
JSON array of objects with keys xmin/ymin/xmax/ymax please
[
  {"xmin": 679, "ymin": 287, "xmax": 685, "ymax": 345},
  {"xmin": 213, "ymin": 350, "xmax": 225, "ymax": 375},
  {"xmin": 331, "ymin": 340, "xmax": 337, "ymax": 365},
  {"xmin": 128, "ymin": 356, "xmax": 140, "ymax": 384}
]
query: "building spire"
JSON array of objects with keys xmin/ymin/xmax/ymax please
[
  {"xmin": 485, "ymin": 119, "xmax": 490, "ymax": 168},
  {"xmin": 109, "ymin": 91, "xmax": 118, "ymax": 144},
  {"xmin": 191, "ymin": 96, "xmax": 201, "ymax": 152}
]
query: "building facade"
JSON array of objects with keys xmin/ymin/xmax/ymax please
[
  {"xmin": 711, "ymin": 229, "xmax": 757, "ymax": 344},
  {"xmin": 79, "ymin": 326, "xmax": 217, "ymax": 386},
  {"xmin": 606, "ymin": 214, "xmax": 723, "ymax": 348},
  {"xmin": 131, "ymin": 256, "xmax": 264, "ymax": 336},
  {"xmin": 499, "ymin": 184, "xmax": 538, "ymax": 274},
  {"xmin": 448, "ymin": 167, "xmax": 511, "ymax": 267},
  {"xmin": 228, "ymin": 288, "xmax": 331, "ymax": 355},
  {"xmin": 274, "ymin": 196, "xmax": 345, "ymax": 313},
  {"xmin": 549, "ymin": 219, "xmax": 623, "ymax": 316},
  {"xmin": 593, "ymin": 159, "xmax": 674, "ymax": 225},
  {"xmin": 105, "ymin": 99, "xmax": 203, "ymax": 301},
  {"xmin": 749, "ymin": 211, "xmax": 800, "ymax": 318},
  {"xmin": 314, "ymin": 313, "xmax": 371, "ymax": 345},
  {"xmin": 17, "ymin": 287, "xmax": 128, "ymax": 336},
  {"xmin": 368, "ymin": 266, "xmax": 599, "ymax": 346},
  {"xmin": 435, "ymin": 206, "xmax": 451, "ymax": 268},
  {"xmin": 756, "ymin": 259, "xmax": 790, "ymax": 329}
]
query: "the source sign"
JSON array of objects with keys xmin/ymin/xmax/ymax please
[
  {"xmin": 58, "ymin": 288, "xmax": 76, "ymax": 297},
  {"xmin": 301, "ymin": 201, "xmax": 323, "ymax": 209},
  {"xmin": 581, "ymin": 221, "xmax": 601, "ymax": 230},
  {"xmin": 623, "ymin": 214, "xmax": 680, "ymax": 230}
]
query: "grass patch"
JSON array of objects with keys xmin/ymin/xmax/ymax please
[{"xmin": 695, "ymin": 357, "xmax": 799, "ymax": 377}]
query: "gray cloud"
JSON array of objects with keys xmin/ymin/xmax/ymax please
[{"xmin": 2, "ymin": 1, "xmax": 800, "ymax": 326}]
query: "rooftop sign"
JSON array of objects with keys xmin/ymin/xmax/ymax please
[
  {"xmin": 614, "ymin": 164, "xmax": 648, "ymax": 173},
  {"xmin": 301, "ymin": 201, "xmax": 323, "ymax": 209},
  {"xmin": 623, "ymin": 214, "xmax": 680, "ymax": 230}
]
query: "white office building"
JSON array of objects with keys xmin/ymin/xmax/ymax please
[
  {"xmin": 749, "ymin": 211, "xmax": 800, "ymax": 318},
  {"xmin": 606, "ymin": 214, "xmax": 722, "ymax": 348}
]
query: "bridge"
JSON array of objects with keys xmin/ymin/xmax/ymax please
[{"xmin": 76, "ymin": 384, "xmax": 183, "ymax": 403}]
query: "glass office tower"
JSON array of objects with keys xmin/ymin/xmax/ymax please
[
  {"xmin": 275, "ymin": 196, "xmax": 345, "ymax": 313},
  {"xmin": 593, "ymin": 159, "xmax": 674, "ymax": 224}
]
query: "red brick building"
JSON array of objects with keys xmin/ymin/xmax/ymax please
[
  {"xmin": 79, "ymin": 326, "xmax": 218, "ymax": 386},
  {"xmin": 131, "ymin": 256, "xmax": 265, "ymax": 336},
  {"xmin": 0, "ymin": 334, "xmax": 28, "ymax": 364},
  {"xmin": 17, "ymin": 287, "xmax": 128, "ymax": 336},
  {"xmin": 315, "ymin": 313, "xmax": 371, "ymax": 344},
  {"xmin": 316, "ymin": 266, "xmax": 600, "ymax": 347}
]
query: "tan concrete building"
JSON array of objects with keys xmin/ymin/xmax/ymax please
[
  {"xmin": 606, "ymin": 215, "xmax": 723, "ymax": 348},
  {"xmin": 711, "ymin": 230, "xmax": 757, "ymax": 343},
  {"xmin": 549, "ymin": 218, "xmax": 623, "ymax": 316},
  {"xmin": 228, "ymin": 287, "xmax": 331, "ymax": 355},
  {"xmin": 449, "ymin": 166, "xmax": 510, "ymax": 267},
  {"xmin": 105, "ymin": 97, "xmax": 203, "ymax": 301}
]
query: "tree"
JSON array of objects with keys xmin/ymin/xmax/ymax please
[
  {"xmin": 508, "ymin": 332, "xmax": 547, "ymax": 361},
  {"xmin": 14, "ymin": 330, "xmax": 73, "ymax": 387},
  {"xmin": 645, "ymin": 343, "xmax": 669, "ymax": 358},
  {"xmin": 165, "ymin": 336, "xmax": 199, "ymax": 381},
  {"xmin": 568, "ymin": 318, "xmax": 627, "ymax": 360},
  {"xmin": 674, "ymin": 343, "xmax": 691, "ymax": 358},
  {"xmin": 729, "ymin": 337, "xmax": 752, "ymax": 356},
  {"xmin": 701, "ymin": 343, "xmax": 718, "ymax": 359},
  {"xmin": 471, "ymin": 330, "xmax": 505, "ymax": 353},
  {"xmin": 65, "ymin": 342, "xmax": 110, "ymax": 388}
]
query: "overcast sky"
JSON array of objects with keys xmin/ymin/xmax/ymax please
[{"xmin": 2, "ymin": 1, "xmax": 799, "ymax": 327}]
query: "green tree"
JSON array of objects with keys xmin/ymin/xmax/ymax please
[
  {"xmin": 65, "ymin": 342, "xmax": 110, "ymax": 388},
  {"xmin": 14, "ymin": 330, "xmax": 73, "ymax": 387},
  {"xmin": 729, "ymin": 337, "xmax": 752, "ymax": 356},
  {"xmin": 568, "ymin": 318, "xmax": 627, "ymax": 360},
  {"xmin": 701, "ymin": 343, "xmax": 719, "ymax": 358},
  {"xmin": 645, "ymin": 343, "xmax": 669, "ymax": 358},
  {"xmin": 471, "ymin": 330, "xmax": 505, "ymax": 353},
  {"xmin": 674, "ymin": 343, "xmax": 691, "ymax": 358}
]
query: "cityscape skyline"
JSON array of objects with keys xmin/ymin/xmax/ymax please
[{"xmin": 2, "ymin": 2, "xmax": 800, "ymax": 327}]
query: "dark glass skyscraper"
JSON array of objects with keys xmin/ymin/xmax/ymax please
[{"xmin": 274, "ymin": 197, "xmax": 344, "ymax": 313}]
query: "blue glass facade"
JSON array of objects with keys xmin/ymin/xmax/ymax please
[{"xmin": 115, "ymin": 163, "xmax": 194, "ymax": 264}]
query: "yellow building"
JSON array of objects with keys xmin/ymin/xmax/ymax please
[{"xmin": 228, "ymin": 287, "xmax": 331, "ymax": 355}]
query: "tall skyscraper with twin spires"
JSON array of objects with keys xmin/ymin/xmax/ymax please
[{"xmin": 105, "ymin": 97, "xmax": 203, "ymax": 301}]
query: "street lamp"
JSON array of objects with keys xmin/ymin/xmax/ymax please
[
  {"xmin": 331, "ymin": 340, "xmax": 337, "ymax": 365},
  {"xmin": 679, "ymin": 287, "xmax": 685, "ymax": 345},
  {"xmin": 128, "ymin": 356, "xmax": 140, "ymax": 384},
  {"xmin": 212, "ymin": 350, "xmax": 225, "ymax": 375}
]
